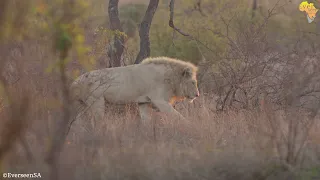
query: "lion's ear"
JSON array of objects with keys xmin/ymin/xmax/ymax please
[{"xmin": 182, "ymin": 68, "xmax": 192, "ymax": 78}]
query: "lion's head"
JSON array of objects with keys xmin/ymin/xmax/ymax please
[
  {"xmin": 176, "ymin": 67, "xmax": 199, "ymax": 101},
  {"xmin": 141, "ymin": 56, "xmax": 200, "ymax": 101}
]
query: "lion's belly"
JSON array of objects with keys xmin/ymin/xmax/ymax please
[
  {"xmin": 102, "ymin": 84, "xmax": 151, "ymax": 104},
  {"xmin": 104, "ymin": 96, "xmax": 150, "ymax": 104},
  {"xmin": 104, "ymin": 94, "xmax": 150, "ymax": 104}
]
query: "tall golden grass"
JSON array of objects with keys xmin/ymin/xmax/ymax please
[{"xmin": 2, "ymin": 92, "xmax": 320, "ymax": 179}]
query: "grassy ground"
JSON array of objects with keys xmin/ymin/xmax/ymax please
[{"xmin": 3, "ymin": 97, "xmax": 320, "ymax": 180}]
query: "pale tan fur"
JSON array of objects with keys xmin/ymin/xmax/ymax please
[
  {"xmin": 70, "ymin": 56, "xmax": 200, "ymax": 122},
  {"xmin": 141, "ymin": 56, "xmax": 198, "ymax": 73}
]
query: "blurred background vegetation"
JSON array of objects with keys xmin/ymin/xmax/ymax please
[{"xmin": 1, "ymin": 0, "xmax": 320, "ymax": 179}]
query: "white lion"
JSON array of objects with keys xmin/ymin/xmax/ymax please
[{"xmin": 69, "ymin": 56, "xmax": 200, "ymax": 124}]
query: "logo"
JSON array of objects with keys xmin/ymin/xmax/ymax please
[{"xmin": 299, "ymin": 1, "xmax": 319, "ymax": 23}]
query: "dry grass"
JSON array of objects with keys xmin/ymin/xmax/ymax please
[{"xmin": 2, "ymin": 95, "xmax": 320, "ymax": 180}]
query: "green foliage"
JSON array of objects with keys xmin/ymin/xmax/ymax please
[
  {"xmin": 92, "ymin": 26, "xmax": 113, "ymax": 56},
  {"xmin": 263, "ymin": 2, "xmax": 320, "ymax": 53},
  {"xmin": 150, "ymin": 22, "xmax": 202, "ymax": 64},
  {"xmin": 119, "ymin": 3, "xmax": 147, "ymax": 38},
  {"xmin": 298, "ymin": 167, "xmax": 320, "ymax": 180},
  {"xmin": 0, "ymin": 0, "xmax": 33, "ymax": 42},
  {"xmin": 149, "ymin": 8, "xmax": 202, "ymax": 63},
  {"xmin": 86, "ymin": 3, "xmax": 144, "ymax": 65},
  {"xmin": 31, "ymin": 0, "xmax": 97, "ymax": 71},
  {"xmin": 54, "ymin": 24, "xmax": 73, "ymax": 52},
  {"xmin": 148, "ymin": 1, "xmax": 243, "ymax": 64},
  {"xmin": 119, "ymin": 3, "xmax": 147, "ymax": 24}
]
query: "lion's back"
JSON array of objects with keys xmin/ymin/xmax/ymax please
[
  {"xmin": 70, "ymin": 56, "xmax": 196, "ymax": 104},
  {"xmin": 102, "ymin": 64, "xmax": 169, "ymax": 103}
]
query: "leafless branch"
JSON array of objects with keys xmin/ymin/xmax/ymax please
[
  {"xmin": 169, "ymin": 0, "xmax": 191, "ymax": 37},
  {"xmin": 193, "ymin": 0, "xmax": 206, "ymax": 17}
]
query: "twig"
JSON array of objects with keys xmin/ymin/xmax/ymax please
[
  {"xmin": 19, "ymin": 136, "xmax": 34, "ymax": 163},
  {"xmin": 169, "ymin": 0, "xmax": 191, "ymax": 37}
]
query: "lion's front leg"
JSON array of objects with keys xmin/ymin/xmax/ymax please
[
  {"xmin": 138, "ymin": 103, "xmax": 152, "ymax": 124},
  {"xmin": 151, "ymin": 100, "xmax": 186, "ymax": 121}
]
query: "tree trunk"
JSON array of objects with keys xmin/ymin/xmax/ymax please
[
  {"xmin": 252, "ymin": 0, "xmax": 257, "ymax": 19},
  {"xmin": 134, "ymin": 0, "xmax": 159, "ymax": 64},
  {"xmin": 108, "ymin": 0, "xmax": 124, "ymax": 67}
]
